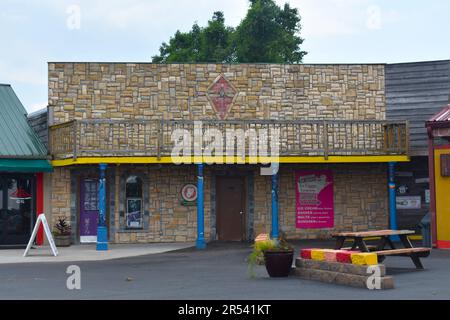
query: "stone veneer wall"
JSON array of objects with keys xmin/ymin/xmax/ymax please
[
  {"xmin": 115, "ymin": 165, "xmax": 211, "ymax": 243},
  {"xmin": 50, "ymin": 167, "xmax": 71, "ymax": 226},
  {"xmin": 50, "ymin": 165, "xmax": 210, "ymax": 243},
  {"xmin": 48, "ymin": 63, "xmax": 389, "ymax": 242},
  {"xmin": 253, "ymin": 163, "xmax": 388, "ymax": 239},
  {"xmin": 50, "ymin": 163, "xmax": 387, "ymax": 243},
  {"xmin": 48, "ymin": 63, "xmax": 385, "ymax": 124}
]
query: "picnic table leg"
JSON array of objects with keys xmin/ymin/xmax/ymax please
[
  {"xmin": 387, "ymin": 237, "xmax": 396, "ymax": 249},
  {"xmin": 410, "ymin": 253, "xmax": 424, "ymax": 269},
  {"xmin": 334, "ymin": 236, "xmax": 345, "ymax": 250},
  {"xmin": 376, "ymin": 236, "xmax": 388, "ymax": 251},
  {"xmin": 399, "ymin": 234, "xmax": 413, "ymax": 248},
  {"xmin": 355, "ymin": 238, "xmax": 370, "ymax": 252},
  {"xmin": 399, "ymin": 234, "xmax": 424, "ymax": 270},
  {"xmin": 375, "ymin": 236, "xmax": 389, "ymax": 262}
]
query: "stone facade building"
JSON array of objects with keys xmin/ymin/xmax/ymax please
[{"xmin": 47, "ymin": 63, "xmax": 408, "ymax": 246}]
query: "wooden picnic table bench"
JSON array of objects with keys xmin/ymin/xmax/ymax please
[{"xmin": 332, "ymin": 229, "xmax": 431, "ymax": 269}]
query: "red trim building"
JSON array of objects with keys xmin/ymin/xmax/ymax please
[
  {"xmin": 426, "ymin": 104, "xmax": 450, "ymax": 248},
  {"xmin": 0, "ymin": 84, "xmax": 52, "ymax": 247}
]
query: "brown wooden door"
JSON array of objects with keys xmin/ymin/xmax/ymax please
[{"xmin": 216, "ymin": 176, "xmax": 246, "ymax": 241}]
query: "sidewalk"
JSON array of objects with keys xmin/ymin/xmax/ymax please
[{"xmin": 0, "ymin": 242, "xmax": 194, "ymax": 264}]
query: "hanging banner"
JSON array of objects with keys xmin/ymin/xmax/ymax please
[{"xmin": 295, "ymin": 170, "xmax": 334, "ymax": 228}]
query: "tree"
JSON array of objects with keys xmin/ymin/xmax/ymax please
[
  {"xmin": 151, "ymin": 0, "xmax": 306, "ymax": 63},
  {"xmin": 200, "ymin": 12, "xmax": 235, "ymax": 62},
  {"xmin": 152, "ymin": 12, "xmax": 234, "ymax": 63},
  {"xmin": 151, "ymin": 23, "xmax": 203, "ymax": 63},
  {"xmin": 235, "ymin": 0, "xmax": 306, "ymax": 63}
]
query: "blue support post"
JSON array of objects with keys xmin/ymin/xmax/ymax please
[
  {"xmin": 271, "ymin": 170, "xmax": 279, "ymax": 239},
  {"xmin": 196, "ymin": 164, "xmax": 206, "ymax": 249},
  {"xmin": 388, "ymin": 162, "xmax": 400, "ymax": 242},
  {"xmin": 97, "ymin": 163, "xmax": 108, "ymax": 251}
]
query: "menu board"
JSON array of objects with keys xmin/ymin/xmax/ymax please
[{"xmin": 295, "ymin": 170, "xmax": 334, "ymax": 229}]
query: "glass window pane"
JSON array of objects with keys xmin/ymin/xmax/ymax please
[
  {"xmin": 125, "ymin": 175, "xmax": 143, "ymax": 228},
  {"xmin": 7, "ymin": 178, "xmax": 32, "ymax": 236},
  {"xmin": 126, "ymin": 176, "xmax": 142, "ymax": 198}
]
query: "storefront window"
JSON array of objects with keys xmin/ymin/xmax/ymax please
[
  {"xmin": 0, "ymin": 176, "xmax": 33, "ymax": 245},
  {"xmin": 125, "ymin": 176, "xmax": 143, "ymax": 229}
]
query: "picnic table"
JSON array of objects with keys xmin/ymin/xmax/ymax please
[{"xmin": 332, "ymin": 229, "xmax": 431, "ymax": 269}]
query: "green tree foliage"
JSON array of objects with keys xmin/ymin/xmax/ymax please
[
  {"xmin": 152, "ymin": 12, "xmax": 234, "ymax": 63},
  {"xmin": 151, "ymin": 0, "xmax": 306, "ymax": 63}
]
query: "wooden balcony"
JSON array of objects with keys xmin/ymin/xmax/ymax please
[{"xmin": 49, "ymin": 119, "xmax": 409, "ymax": 161}]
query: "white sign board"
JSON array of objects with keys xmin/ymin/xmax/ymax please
[
  {"xmin": 23, "ymin": 213, "xmax": 58, "ymax": 257},
  {"xmin": 396, "ymin": 196, "xmax": 421, "ymax": 210}
]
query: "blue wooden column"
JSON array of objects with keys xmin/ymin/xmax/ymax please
[
  {"xmin": 271, "ymin": 169, "xmax": 279, "ymax": 239},
  {"xmin": 196, "ymin": 163, "xmax": 206, "ymax": 249},
  {"xmin": 388, "ymin": 162, "xmax": 399, "ymax": 241},
  {"xmin": 97, "ymin": 163, "xmax": 108, "ymax": 251}
]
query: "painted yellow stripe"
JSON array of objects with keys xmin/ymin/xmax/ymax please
[
  {"xmin": 351, "ymin": 252, "xmax": 378, "ymax": 265},
  {"xmin": 51, "ymin": 155, "xmax": 410, "ymax": 167}
]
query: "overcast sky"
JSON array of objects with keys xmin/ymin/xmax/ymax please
[{"xmin": 1, "ymin": 0, "xmax": 449, "ymax": 113}]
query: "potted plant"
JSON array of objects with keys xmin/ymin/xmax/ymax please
[
  {"xmin": 247, "ymin": 233, "xmax": 294, "ymax": 278},
  {"xmin": 53, "ymin": 216, "xmax": 72, "ymax": 247}
]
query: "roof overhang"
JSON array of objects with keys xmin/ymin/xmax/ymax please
[
  {"xmin": 426, "ymin": 105, "xmax": 450, "ymax": 129},
  {"xmin": 0, "ymin": 159, "xmax": 53, "ymax": 173}
]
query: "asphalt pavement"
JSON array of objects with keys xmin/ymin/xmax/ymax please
[{"xmin": 0, "ymin": 240, "xmax": 449, "ymax": 299}]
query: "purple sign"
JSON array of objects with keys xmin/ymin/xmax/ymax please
[{"xmin": 295, "ymin": 170, "xmax": 334, "ymax": 229}]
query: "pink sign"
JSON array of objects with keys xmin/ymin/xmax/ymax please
[{"xmin": 295, "ymin": 170, "xmax": 334, "ymax": 228}]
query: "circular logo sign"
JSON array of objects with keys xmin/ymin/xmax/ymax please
[{"xmin": 181, "ymin": 184, "xmax": 197, "ymax": 202}]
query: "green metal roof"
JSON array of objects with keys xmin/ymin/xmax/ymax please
[{"xmin": 0, "ymin": 84, "xmax": 48, "ymax": 159}]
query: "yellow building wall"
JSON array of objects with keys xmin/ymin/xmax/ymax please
[{"xmin": 435, "ymin": 148, "xmax": 450, "ymax": 247}]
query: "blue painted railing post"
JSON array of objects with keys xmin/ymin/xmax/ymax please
[
  {"xmin": 97, "ymin": 163, "xmax": 108, "ymax": 251},
  {"xmin": 388, "ymin": 162, "xmax": 400, "ymax": 241},
  {"xmin": 196, "ymin": 163, "xmax": 206, "ymax": 249},
  {"xmin": 271, "ymin": 169, "xmax": 279, "ymax": 239}
]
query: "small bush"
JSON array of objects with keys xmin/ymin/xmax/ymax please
[{"xmin": 54, "ymin": 216, "xmax": 71, "ymax": 236}]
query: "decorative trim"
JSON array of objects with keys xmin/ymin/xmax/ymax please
[
  {"xmin": 53, "ymin": 155, "xmax": 411, "ymax": 166},
  {"xmin": 206, "ymin": 74, "xmax": 238, "ymax": 120},
  {"xmin": 437, "ymin": 240, "xmax": 450, "ymax": 249}
]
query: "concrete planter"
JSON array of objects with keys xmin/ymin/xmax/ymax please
[{"xmin": 264, "ymin": 250, "xmax": 294, "ymax": 277}]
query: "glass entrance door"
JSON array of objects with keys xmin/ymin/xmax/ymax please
[{"xmin": 0, "ymin": 175, "xmax": 34, "ymax": 245}]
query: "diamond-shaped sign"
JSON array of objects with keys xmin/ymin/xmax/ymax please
[{"xmin": 206, "ymin": 75, "xmax": 238, "ymax": 120}]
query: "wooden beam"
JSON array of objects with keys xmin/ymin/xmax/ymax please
[{"xmin": 52, "ymin": 155, "xmax": 411, "ymax": 167}]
